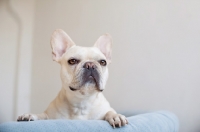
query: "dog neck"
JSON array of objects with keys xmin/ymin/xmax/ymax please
[{"xmin": 61, "ymin": 87, "xmax": 101, "ymax": 107}]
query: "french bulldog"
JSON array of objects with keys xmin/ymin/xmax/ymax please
[{"xmin": 17, "ymin": 29, "xmax": 128, "ymax": 128}]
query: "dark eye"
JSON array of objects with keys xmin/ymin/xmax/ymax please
[
  {"xmin": 68, "ymin": 59, "xmax": 79, "ymax": 65},
  {"xmin": 99, "ymin": 60, "xmax": 107, "ymax": 66}
]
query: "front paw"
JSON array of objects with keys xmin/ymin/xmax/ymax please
[
  {"xmin": 104, "ymin": 111, "xmax": 128, "ymax": 128},
  {"xmin": 17, "ymin": 114, "xmax": 37, "ymax": 121}
]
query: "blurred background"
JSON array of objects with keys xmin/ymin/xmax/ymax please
[{"xmin": 0, "ymin": 0, "xmax": 200, "ymax": 131}]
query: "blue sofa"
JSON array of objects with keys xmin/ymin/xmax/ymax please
[{"xmin": 0, "ymin": 111, "xmax": 179, "ymax": 132}]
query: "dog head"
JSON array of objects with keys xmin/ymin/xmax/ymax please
[{"xmin": 50, "ymin": 29, "xmax": 112, "ymax": 95}]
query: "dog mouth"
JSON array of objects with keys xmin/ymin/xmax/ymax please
[
  {"xmin": 83, "ymin": 71, "xmax": 99, "ymax": 86},
  {"xmin": 69, "ymin": 73, "xmax": 102, "ymax": 92},
  {"xmin": 69, "ymin": 85, "xmax": 103, "ymax": 92},
  {"xmin": 88, "ymin": 75, "xmax": 97, "ymax": 83},
  {"xmin": 69, "ymin": 74, "xmax": 98, "ymax": 91},
  {"xmin": 69, "ymin": 86, "xmax": 77, "ymax": 91},
  {"xmin": 69, "ymin": 67, "xmax": 102, "ymax": 92}
]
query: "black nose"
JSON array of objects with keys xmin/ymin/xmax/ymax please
[{"xmin": 83, "ymin": 62, "xmax": 97, "ymax": 70}]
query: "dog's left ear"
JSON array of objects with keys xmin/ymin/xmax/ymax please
[
  {"xmin": 51, "ymin": 29, "xmax": 75, "ymax": 62},
  {"xmin": 94, "ymin": 34, "xmax": 112, "ymax": 63}
]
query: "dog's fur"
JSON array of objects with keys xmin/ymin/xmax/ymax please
[{"xmin": 17, "ymin": 29, "xmax": 128, "ymax": 128}]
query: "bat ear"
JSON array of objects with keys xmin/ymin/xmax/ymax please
[
  {"xmin": 94, "ymin": 34, "xmax": 112, "ymax": 63},
  {"xmin": 50, "ymin": 29, "xmax": 75, "ymax": 62}
]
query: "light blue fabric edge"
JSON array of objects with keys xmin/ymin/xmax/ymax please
[{"xmin": 0, "ymin": 111, "xmax": 179, "ymax": 132}]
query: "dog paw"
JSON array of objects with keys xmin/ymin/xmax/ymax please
[
  {"xmin": 17, "ymin": 114, "xmax": 37, "ymax": 121},
  {"xmin": 104, "ymin": 111, "xmax": 128, "ymax": 128}
]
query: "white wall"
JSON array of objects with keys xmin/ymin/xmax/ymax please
[
  {"xmin": 0, "ymin": 0, "xmax": 35, "ymax": 122},
  {"xmin": 0, "ymin": 0, "xmax": 18, "ymax": 122}
]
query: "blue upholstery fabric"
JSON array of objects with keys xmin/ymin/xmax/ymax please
[{"xmin": 0, "ymin": 111, "xmax": 179, "ymax": 132}]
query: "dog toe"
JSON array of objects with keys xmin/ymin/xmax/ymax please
[{"xmin": 17, "ymin": 114, "xmax": 35, "ymax": 121}]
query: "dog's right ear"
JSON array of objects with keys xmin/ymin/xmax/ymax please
[{"xmin": 50, "ymin": 29, "xmax": 75, "ymax": 62}]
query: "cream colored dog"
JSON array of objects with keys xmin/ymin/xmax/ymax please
[{"xmin": 17, "ymin": 29, "xmax": 128, "ymax": 128}]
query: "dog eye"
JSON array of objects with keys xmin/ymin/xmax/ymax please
[
  {"xmin": 68, "ymin": 59, "xmax": 79, "ymax": 65},
  {"xmin": 99, "ymin": 60, "xmax": 107, "ymax": 66}
]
